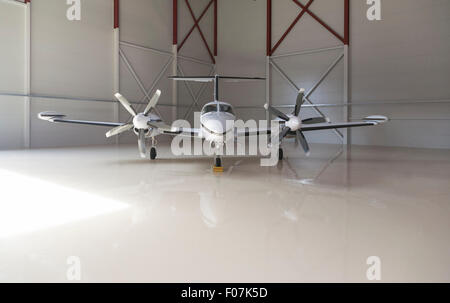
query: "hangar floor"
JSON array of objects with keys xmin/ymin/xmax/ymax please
[{"xmin": 0, "ymin": 143, "xmax": 449, "ymax": 283}]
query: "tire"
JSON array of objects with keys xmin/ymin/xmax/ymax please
[
  {"xmin": 215, "ymin": 157, "xmax": 222, "ymax": 167},
  {"xmin": 278, "ymin": 148, "xmax": 284, "ymax": 161},
  {"xmin": 150, "ymin": 147, "xmax": 157, "ymax": 160}
]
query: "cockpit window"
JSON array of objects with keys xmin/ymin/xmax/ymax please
[
  {"xmin": 202, "ymin": 104, "xmax": 217, "ymax": 114},
  {"xmin": 219, "ymin": 104, "xmax": 234, "ymax": 115}
]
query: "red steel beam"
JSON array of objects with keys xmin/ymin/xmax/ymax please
[
  {"xmin": 214, "ymin": 0, "xmax": 217, "ymax": 56},
  {"xmin": 178, "ymin": 0, "xmax": 214, "ymax": 51},
  {"xmin": 114, "ymin": 0, "xmax": 119, "ymax": 29},
  {"xmin": 181, "ymin": 0, "xmax": 215, "ymax": 64},
  {"xmin": 292, "ymin": 0, "xmax": 345, "ymax": 44},
  {"xmin": 173, "ymin": 0, "xmax": 178, "ymax": 44},
  {"xmin": 271, "ymin": 0, "xmax": 314, "ymax": 56},
  {"xmin": 267, "ymin": 0, "xmax": 272, "ymax": 56},
  {"xmin": 344, "ymin": 0, "xmax": 350, "ymax": 45}
]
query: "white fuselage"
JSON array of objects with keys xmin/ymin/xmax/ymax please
[{"xmin": 199, "ymin": 101, "xmax": 236, "ymax": 145}]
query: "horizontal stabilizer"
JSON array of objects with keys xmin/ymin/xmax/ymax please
[{"xmin": 169, "ymin": 76, "xmax": 265, "ymax": 82}]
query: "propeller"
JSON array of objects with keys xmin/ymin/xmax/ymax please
[
  {"xmin": 106, "ymin": 90, "xmax": 162, "ymax": 158},
  {"xmin": 265, "ymin": 88, "xmax": 329, "ymax": 156},
  {"xmin": 143, "ymin": 90, "xmax": 161, "ymax": 115},
  {"xmin": 106, "ymin": 123, "xmax": 133, "ymax": 138},
  {"xmin": 137, "ymin": 129, "xmax": 146, "ymax": 158},
  {"xmin": 115, "ymin": 93, "xmax": 137, "ymax": 117}
]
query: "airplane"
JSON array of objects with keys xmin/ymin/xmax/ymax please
[{"xmin": 38, "ymin": 75, "xmax": 389, "ymax": 169}]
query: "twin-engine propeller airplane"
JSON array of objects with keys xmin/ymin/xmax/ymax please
[{"xmin": 38, "ymin": 75, "xmax": 389, "ymax": 169}]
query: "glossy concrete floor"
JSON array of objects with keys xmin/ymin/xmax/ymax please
[{"xmin": 0, "ymin": 143, "xmax": 449, "ymax": 283}]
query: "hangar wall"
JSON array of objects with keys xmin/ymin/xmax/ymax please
[
  {"xmin": 216, "ymin": 0, "xmax": 450, "ymax": 149},
  {"xmin": 1, "ymin": 0, "xmax": 449, "ymax": 150},
  {"xmin": 30, "ymin": 0, "xmax": 116, "ymax": 148},
  {"xmin": 118, "ymin": 0, "xmax": 215, "ymax": 144},
  {"xmin": 0, "ymin": 1, "xmax": 26, "ymax": 150},
  {"xmin": 0, "ymin": 0, "xmax": 214, "ymax": 149}
]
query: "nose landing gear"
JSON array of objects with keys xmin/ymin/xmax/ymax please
[{"xmin": 213, "ymin": 157, "xmax": 224, "ymax": 173}]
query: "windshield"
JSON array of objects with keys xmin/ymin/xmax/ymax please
[
  {"xmin": 202, "ymin": 104, "xmax": 217, "ymax": 114},
  {"xmin": 219, "ymin": 104, "xmax": 234, "ymax": 115}
]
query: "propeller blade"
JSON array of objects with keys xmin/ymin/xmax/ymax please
[
  {"xmin": 279, "ymin": 127, "xmax": 291, "ymax": 143},
  {"xmin": 294, "ymin": 88, "xmax": 305, "ymax": 117},
  {"xmin": 143, "ymin": 90, "xmax": 162, "ymax": 116},
  {"xmin": 137, "ymin": 129, "xmax": 146, "ymax": 158},
  {"xmin": 115, "ymin": 93, "xmax": 137, "ymax": 117},
  {"xmin": 106, "ymin": 124, "xmax": 133, "ymax": 138},
  {"xmin": 296, "ymin": 130, "xmax": 310, "ymax": 156},
  {"xmin": 264, "ymin": 104, "xmax": 290, "ymax": 121},
  {"xmin": 302, "ymin": 117, "xmax": 329, "ymax": 125}
]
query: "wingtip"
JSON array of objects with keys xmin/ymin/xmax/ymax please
[
  {"xmin": 38, "ymin": 112, "xmax": 66, "ymax": 121},
  {"xmin": 114, "ymin": 92, "xmax": 122, "ymax": 99},
  {"xmin": 364, "ymin": 115, "xmax": 389, "ymax": 124}
]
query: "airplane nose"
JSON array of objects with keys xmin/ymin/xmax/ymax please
[{"xmin": 202, "ymin": 116, "xmax": 234, "ymax": 134}]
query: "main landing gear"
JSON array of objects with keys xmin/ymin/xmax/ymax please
[{"xmin": 150, "ymin": 138, "xmax": 157, "ymax": 160}]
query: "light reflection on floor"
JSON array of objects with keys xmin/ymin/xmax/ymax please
[
  {"xmin": 0, "ymin": 169, "xmax": 128, "ymax": 239},
  {"xmin": 0, "ymin": 143, "xmax": 449, "ymax": 282}
]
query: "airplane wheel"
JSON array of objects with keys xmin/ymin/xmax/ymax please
[
  {"xmin": 215, "ymin": 157, "xmax": 222, "ymax": 167},
  {"xmin": 150, "ymin": 147, "xmax": 157, "ymax": 160},
  {"xmin": 278, "ymin": 148, "xmax": 284, "ymax": 161}
]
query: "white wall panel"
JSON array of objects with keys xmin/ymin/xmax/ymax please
[
  {"xmin": 350, "ymin": 0, "xmax": 450, "ymax": 148},
  {"xmin": 0, "ymin": 2, "xmax": 26, "ymax": 150},
  {"xmin": 31, "ymin": 0, "xmax": 114, "ymax": 100},
  {"xmin": 0, "ymin": 96, "xmax": 25, "ymax": 150}
]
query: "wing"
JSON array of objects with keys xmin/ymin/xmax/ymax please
[
  {"xmin": 163, "ymin": 128, "xmax": 201, "ymax": 138},
  {"xmin": 38, "ymin": 112, "xmax": 123, "ymax": 127},
  {"xmin": 301, "ymin": 116, "xmax": 389, "ymax": 132},
  {"xmin": 147, "ymin": 121, "xmax": 202, "ymax": 138},
  {"xmin": 235, "ymin": 116, "xmax": 388, "ymax": 136},
  {"xmin": 235, "ymin": 128, "xmax": 272, "ymax": 137}
]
